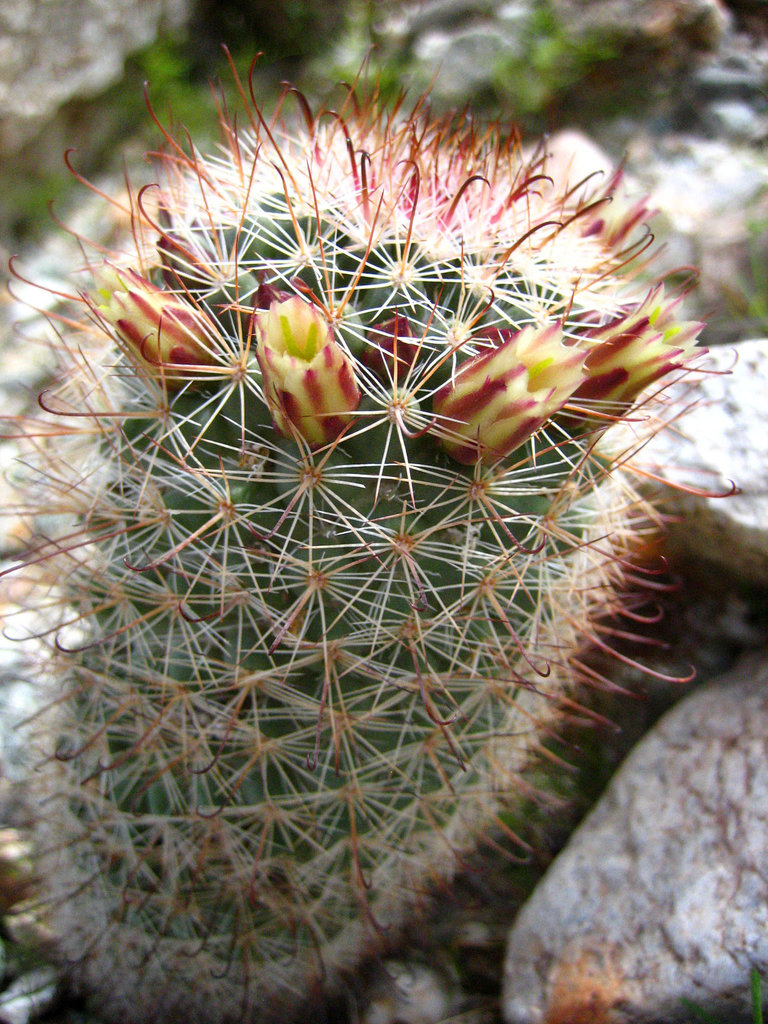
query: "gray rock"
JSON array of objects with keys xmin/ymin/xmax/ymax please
[
  {"xmin": 502, "ymin": 650, "xmax": 768, "ymax": 1024},
  {"xmin": 381, "ymin": 0, "xmax": 501, "ymax": 39},
  {"xmin": 551, "ymin": 0, "xmax": 731, "ymax": 50},
  {"xmin": 413, "ymin": 23, "xmax": 527, "ymax": 102},
  {"xmin": 615, "ymin": 338, "xmax": 768, "ymax": 584},
  {"xmin": 370, "ymin": 0, "xmax": 536, "ymax": 106},
  {"xmin": 0, "ymin": 967, "xmax": 58, "ymax": 1024},
  {"xmin": 622, "ymin": 135, "xmax": 768, "ymax": 335},
  {"xmin": 368, "ymin": 3, "xmax": 767, "ymax": 335},
  {"xmin": 0, "ymin": 0, "xmax": 190, "ymax": 156},
  {"xmin": 371, "ymin": 0, "xmax": 729, "ymax": 110},
  {"xmin": 694, "ymin": 56, "xmax": 768, "ymax": 98},
  {"xmin": 706, "ymin": 99, "xmax": 767, "ymax": 140},
  {"xmin": 362, "ymin": 960, "xmax": 459, "ymax": 1024}
]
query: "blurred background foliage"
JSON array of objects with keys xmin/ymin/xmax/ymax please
[
  {"xmin": 1, "ymin": 0, "xmax": 356, "ymax": 244},
  {"xmin": 0, "ymin": 0, "xmax": 666, "ymax": 246}
]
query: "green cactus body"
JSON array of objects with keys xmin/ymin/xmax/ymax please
[{"xmin": 5, "ymin": 75, "xmax": 702, "ymax": 1022}]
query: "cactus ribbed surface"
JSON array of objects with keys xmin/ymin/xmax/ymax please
[{"xmin": 4, "ymin": 71, "xmax": 703, "ymax": 1023}]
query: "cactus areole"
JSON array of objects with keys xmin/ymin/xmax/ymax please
[{"xmin": 6, "ymin": 62, "xmax": 704, "ymax": 1023}]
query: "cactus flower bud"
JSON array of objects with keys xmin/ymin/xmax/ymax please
[
  {"xmin": 157, "ymin": 229, "xmax": 205, "ymax": 291},
  {"xmin": 254, "ymin": 296, "xmax": 361, "ymax": 446},
  {"xmin": 94, "ymin": 265, "xmax": 217, "ymax": 388},
  {"xmin": 433, "ymin": 323, "xmax": 587, "ymax": 465},
  {"xmin": 254, "ymin": 273, "xmax": 293, "ymax": 311},
  {"xmin": 362, "ymin": 314, "xmax": 420, "ymax": 381},
  {"xmin": 581, "ymin": 168, "xmax": 653, "ymax": 249},
  {"xmin": 573, "ymin": 285, "xmax": 703, "ymax": 410}
]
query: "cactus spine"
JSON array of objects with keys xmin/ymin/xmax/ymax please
[{"xmin": 5, "ymin": 69, "xmax": 702, "ymax": 1023}]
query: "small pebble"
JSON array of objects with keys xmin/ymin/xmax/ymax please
[{"xmin": 0, "ymin": 967, "xmax": 58, "ymax": 1024}]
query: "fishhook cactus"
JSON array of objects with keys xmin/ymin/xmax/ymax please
[{"xmin": 4, "ymin": 63, "xmax": 703, "ymax": 1023}]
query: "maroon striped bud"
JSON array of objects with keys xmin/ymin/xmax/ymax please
[
  {"xmin": 254, "ymin": 275, "xmax": 293, "ymax": 310},
  {"xmin": 433, "ymin": 324, "xmax": 586, "ymax": 465},
  {"xmin": 157, "ymin": 230, "xmax": 207, "ymax": 291},
  {"xmin": 581, "ymin": 169, "xmax": 653, "ymax": 249},
  {"xmin": 362, "ymin": 314, "xmax": 419, "ymax": 381},
  {"xmin": 254, "ymin": 297, "xmax": 361, "ymax": 446},
  {"xmin": 573, "ymin": 285, "xmax": 703, "ymax": 409},
  {"xmin": 94, "ymin": 265, "xmax": 217, "ymax": 389}
]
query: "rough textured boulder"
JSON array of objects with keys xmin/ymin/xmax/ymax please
[
  {"xmin": 503, "ymin": 650, "xmax": 768, "ymax": 1024},
  {"xmin": 0, "ymin": 0, "xmax": 190, "ymax": 156},
  {"xmin": 626, "ymin": 338, "xmax": 768, "ymax": 585}
]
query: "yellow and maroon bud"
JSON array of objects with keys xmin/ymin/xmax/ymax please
[
  {"xmin": 254, "ymin": 296, "xmax": 361, "ymax": 446},
  {"xmin": 157, "ymin": 229, "xmax": 206, "ymax": 291},
  {"xmin": 433, "ymin": 323, "xmax": 587, "ymax": 465},
  {"xmin": 573, "ymin": 285, "xmax": 703, "ymax": 409},
  {"xmin": 254, "ymin": 274, "xmax": 293, "ymax": 310},
  {"xmin": 362, "ymin": 314, "xmax": 420, "ymax": 381},
  {"xmin": 94, "ymin": 265, "xmax": 217, "ymax": 389},
  {"xmin": 581, "ymin": 169, "xmax": 653, "ymax": 249}
]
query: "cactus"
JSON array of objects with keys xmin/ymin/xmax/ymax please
[{"xmin": 5, "ymin": 67, "xmax": 703, "ymax": 1023}]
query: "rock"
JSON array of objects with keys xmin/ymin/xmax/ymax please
[
  {"xmin": 368, "ymin": 0, "xmax": 729, "ymax": 111},
  {"xmin": 622, "ymin": 135, "xmax": 768, "ymax": 337},
  {"xmin": 375, "ymin": 0, "xmax": 500, "ymax": 39},
  {"xmin": 534, "ymin": 129, "xmax": 614, "ymax": 191},
  {"xmin": 536, "ymin": 129, "xmax": 768, "ymax": 346},
  {"xmin": 383, "ymin": 0, "xmax": 731, "ymax": 51},
  {"xmin": 693, "ymin": 48, "xmax": 768, "ymax": 99},
  {"xmin": 412, "ymin": 22, "xmax": 528, "ymax": 104},
  {"xmin": 0, "ymin": 0, "xmax": 192, "ymax": 245},
  {"xmin": 705, "ymin": 98, "xmax": 766, "ymax": 140},
  {"xmin": 551, "ymin": 0, "xmax": 731, "ymax": 51},
  {"xmin": 0, "ymin": 0, "xmax": 190, "ymax": 156},
  {"xmin": 0, "ymin": 967, "xmax": 58, "ymax": 1024},
  {"xmin": 362, "ymin": 960, "xmax": 459, "ymax": 1024},
  {"xmin": 502, "ymin": 649, "xmax": 768, "ymax": 1024},
  {"xmin": 370, "ymin": 0, "xmax": 537, "ymax": 109},
  {"xmin": 613, "ymin": 338, "xmax": 768, "ymax": 585}
]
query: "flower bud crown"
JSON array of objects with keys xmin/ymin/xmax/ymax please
[{"xmin": 7, "ymin": 62, "xmax": 704, "ymax": 1024}]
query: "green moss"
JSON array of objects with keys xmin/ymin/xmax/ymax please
[
  {"xmin": 2, "ymin": 32, "xmax": 317, "ymax": 245},
  {"xmin": 491, "ymin": 2, "xmax": 618, "ymax": 119}
]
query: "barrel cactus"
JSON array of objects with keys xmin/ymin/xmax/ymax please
[{"xmin": 5, "ymin": 65, "xmax": 703, "ymax": 1023}]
